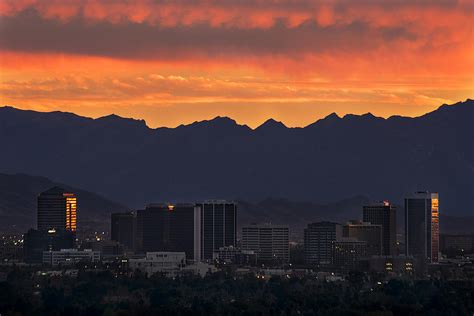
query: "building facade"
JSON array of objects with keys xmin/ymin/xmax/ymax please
[
  {"xmin": 405, "ymin": 192, "xmax": 440, "ymax": 263},
  {"xmin": 137, "ymin": 203, "xmax": 201, "ymax": 260},
  {"xmin": 363, "ymin": 201, "xmax": 396, "ymax": 256},
  {"xmin": 343, "ymin": 220, "xmax": 383, "ymax": 257},
  {"xmin": 128, "ymin": 252, "xmax": 186, "ymax": 277},
  {"xmin": 196, "ymin": 201, "xmax": 237, "ymax": 260},
  {"xmin": 23, "ymin": 228, "xmax": 75, "ymax": 264},
  {"xmin": 440, "ymin": 234, "xmax": 474, "ymax": 256},
  {"xmin": 368, "ymin": 256, "xmax": 415, "ymax": 275},
  {"xmin": 332, "ymin": 238, "xmax": 368, "ymax": 271},
  {"xmin": 43, "ymin": 249, "xmax": 100, "ymax": 266},
  {"xmin": 37, "ymin": 187, "xmax": 77, "ymax": 232},
  {"xmin": 304, "ymin": 222, "xmax": 342, "ymax": 266},
  {"xmin": 241, "ymin": 224, "xmax": 289, "ymax": 264},
  {"xmin": 111, "ymin": 212, "xmax": 136, "ymax": 251},
  {"xmin": 213, "ymin": 246, "xmax": 257, "ymax": 265}
]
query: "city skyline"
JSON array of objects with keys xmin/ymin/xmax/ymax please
[{"xmin": 0, "ymin": 1, "xmax": 472, "ymax": 314}]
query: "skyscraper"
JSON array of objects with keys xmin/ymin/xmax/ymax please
[
  {"xmin": 405, "ymin": 192, "xmax": 439, "ymax": 263},
  {"xmin": 241, "ymin": 224, "xmax": 289, "ymax": 264},
  {"xmin": 304, "ymin": 222, "xmax": 342, "ymax": 266},
  {"xmin": 37, "ymin": 187, "xmax": 77, "ymax": 232},
  {"xmin": 343, "ymin": 220, "xmax": 382, "ymax": 257},
  {"xmin": 196, "ymin": 200, "xmax": 237, "ymax": 260},
  {"xmin": 111, "ymin": 212, "xmax": 136, "ymax": 251},
  {"xmin": 363, "ymin": 201, "xmax": 396, "ymax": 256},
  {"xmin": 137, "ymin": 203, "xmax": 201, "ymax": 261}
]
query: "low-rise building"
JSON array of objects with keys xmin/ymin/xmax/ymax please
[
  {"xmin": 43, "ymin": 249, "xmax": 100, "ymax": 266},
  {"xmin": 440, "ymin": 234, "xmax": 474, "ymax": 257},
  {"xmin": 213, "ymin": 246, "xmax": 257, "ymax": 265},
  {"xmin": 128, "ymin": 252, "xmax": 186, "ymax": 277},
  {"xmin": 332, "ymin": 238, "xmax": 367, "ymax": 271},
  {"xmin": 182, "ymin": 262, "xmax": 218, "ymax": 277},
  {"xmin": 367, "ymin": 256, "xmax": 415, "ymax": 275}
]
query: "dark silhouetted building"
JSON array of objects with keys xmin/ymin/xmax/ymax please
[
  {"xmin": 134, "ymin": 209, "xmax": 145, "ymax": 253},
  {"xmin": 405, "ymin": 192, "xmax": 439, "ymax": 263},
  {"xmin": 111, "ymin": 212, "xmax": 135, "ymax": 251},
  {"xmin": 440, "ymin": 234, "xmax": 474, "ymax": 257},
  {"xmin": 213, "ymin": 246, "xmax": 257, "ymax": 265},
  {"xmin": 363, "ymin": 201, "xmax": 396, "ymax": 256},
  {"xmin": 137, "ymin": 203, "xmax": 201, "ymax": 261},
  {"xmin": 343, "ymin": 220, "xmax": 382, "ymax": 257},
  {"xmin": 304, "ymin": 222, "xmax": 342, "ymax": 266},
  {"xmin": 332, "ymin": 238, "xmax": 368, "ymax": 271},
  {"xmin": 368, "ymin": 256, "xmax": 414, "ymax": 275},
  {"xmin": 37, "ymin": 187, "xmax": 77, "ymax": 232},
  {"xmin": 196, "ymin": 200, "xmax": 237, "ymax": 260},
  {"xmin": 23, "ymin": 229, "xmax": 75, "ymax": 264},
  {"xmin": 241, "ymin": 224, "xmax": 289, "ymax": 264}
]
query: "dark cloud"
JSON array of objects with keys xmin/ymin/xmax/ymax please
[{"xmin": 0, "ymin": 9, "xmax": 418, "ymax": 60}]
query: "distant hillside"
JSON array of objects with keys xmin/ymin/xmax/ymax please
[
  {"xmin": 237, "ymin": 198, "xmax": 474, "ymax": 239},
  {"xmin": 237, "ymin": 196, "xmax": 370, "ymax": 239},
  {"xmin": 0, "ymin": 173, "xmax": 129, "ymax": 232},
  {"xmin": 1, "ymin": 172, "xmax": 471, "ymax": 236},
  {"xmin": 0, "ymin": 99, "xmax": 473, "ymax": 215}
]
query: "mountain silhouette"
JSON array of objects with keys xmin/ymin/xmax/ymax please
[{"xmin": 0, "ymin": 99, "xmax": 472, "ymax": 215}]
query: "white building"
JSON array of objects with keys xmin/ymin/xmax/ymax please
[
  {"xmin": 128, "ymin": 252, "xmax": 186, "ymax": 277},
  {"xmin": 241, "ymin": 224, "xmax": 290, "ymax": 264},
  {"xmin": 43, "ymin": 249, "xmax": 101, "ymax": 266},
  {"xmin": 182, "ymin": 262, "xmax": 218, "ymax": 277}
]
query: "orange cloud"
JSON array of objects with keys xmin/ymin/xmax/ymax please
[{"xmin": 0, "ymin": 1, "xmax": 472, "ymax": 127}]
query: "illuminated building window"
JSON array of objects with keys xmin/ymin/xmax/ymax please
[{"xmin": 65, "ymin": 196, "xmax": 77, "ymax": 232}]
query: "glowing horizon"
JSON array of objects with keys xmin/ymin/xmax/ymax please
[{"xmin": 1, "ymin": 1, "xmax": 473, "ymax": 128}]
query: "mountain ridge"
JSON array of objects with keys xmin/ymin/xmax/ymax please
[
  {"xmin": 2, "ymin": 98, "xmax": 472, "ymax": 130},
  {"xmin": 0, "ymin": 99, "xmax": 472, "ymax": 214}
]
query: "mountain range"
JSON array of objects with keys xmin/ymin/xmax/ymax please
[{"xmin": 0, "ymin": 99, "xmax": 473, "ymax": 215}]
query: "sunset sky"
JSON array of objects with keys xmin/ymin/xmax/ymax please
[{"xmin": 0, "ymin": 0, "xmax": 473, "ymax": 128}]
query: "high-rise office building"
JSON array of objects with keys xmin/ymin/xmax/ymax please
[
  {"xmin": 111, "ymin": 212, "xmax": 136, "ymax": 251},
  {"xmin": 405, "ymin": 192, "xmax": 440, "ymax": 263},
  {"xmin": 37, "ymin": 187, "xmax": 77, "ymax": 232},
  {"xmin": 137, "ymin": 203, "xmax": 201, "ymax": 261},
  {"xmin": 196, "ymin": 200, "xmax": 237, "ymax": 260},
  {"xmin": 304, "ymin": 222, "xmax": 342, "ymax": 266},
  {"xmin": 134, "ymin": 209, "xmax": 145, "ymax": 253},
  {"xmin": 241, "ymin": 224, "xmax": 289, "ymax": 264},
  {"xmin": 343, "ymin": 220, "xmax": 382, "ymax": 257},
  {"xmin": 363, "ymin": 201, "xmax": 396, "ymax": 256}
]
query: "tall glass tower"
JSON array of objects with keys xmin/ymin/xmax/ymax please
[
  {"xmin": 37, "ymin": 186, "xmax": 77, "ymax": 232},
  {"xmin": 405, "ymin": 192, "xmax": 439, "ymax": 263}
]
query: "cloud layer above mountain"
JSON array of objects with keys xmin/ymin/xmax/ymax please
[{"xmin": 1, "ymin": 0, "xmax": 472, "ymax": 127}]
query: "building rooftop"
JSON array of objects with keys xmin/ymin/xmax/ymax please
[{"xmin": 40, "ymin": 186, "xmax": 70, "ymax": 196}]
